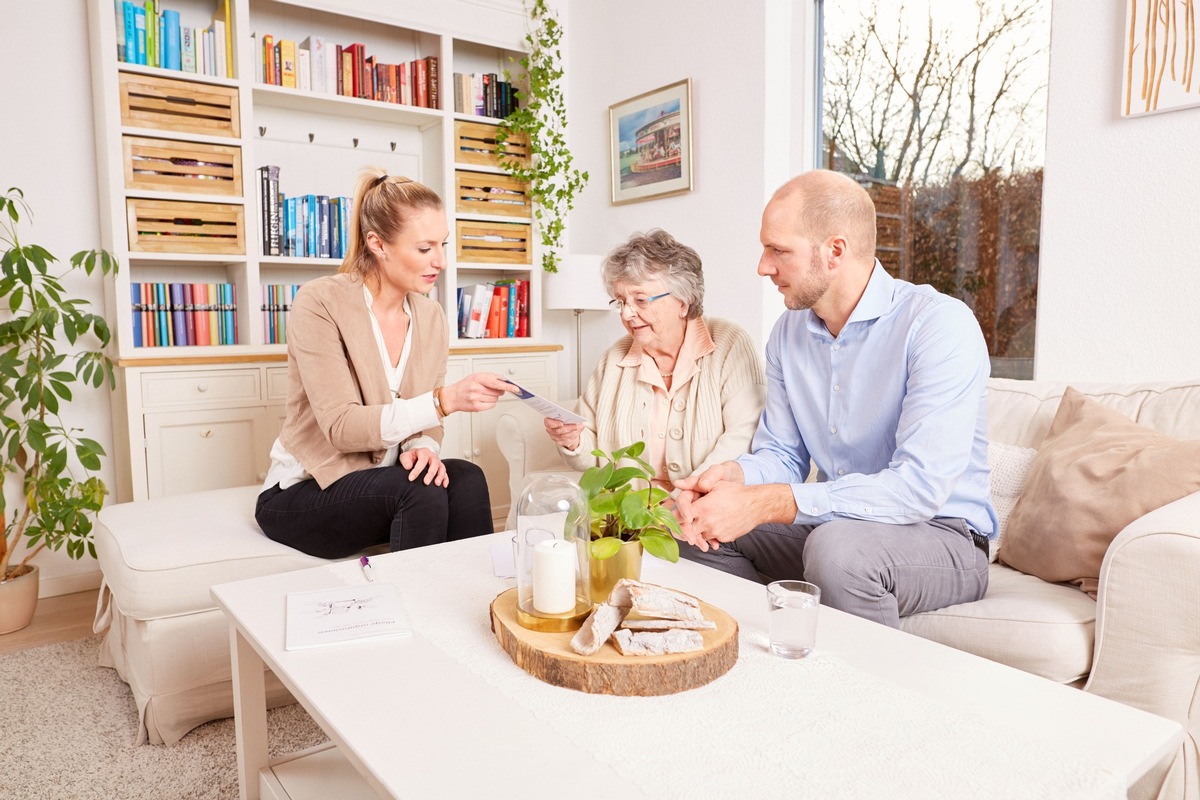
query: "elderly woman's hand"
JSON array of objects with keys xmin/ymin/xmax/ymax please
[{"xmin": 544, "ymin": 418, "xmax": 584, "ymax": 451}]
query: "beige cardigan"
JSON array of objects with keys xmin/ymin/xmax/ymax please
[
  {"xmin": 562, "ymin": 316, "xmax": 766, "ymax": 484},
  {"xmin": 280, "ymin": 273, "xmax": 447, "ymax": 489}
]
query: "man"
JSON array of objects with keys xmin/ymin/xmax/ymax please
[{"xmin": 674, "ymin": 170, "xmax": 996, "ymax": 628}]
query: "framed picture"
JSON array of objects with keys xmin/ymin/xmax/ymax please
[{"xmin": 609, "ymin": 78, "xmax": 693, "ymax": 205}]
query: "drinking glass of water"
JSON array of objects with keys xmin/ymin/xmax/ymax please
[{"xmin": 766, "ymin": 580, "xmax": 821, "ymax": 658}]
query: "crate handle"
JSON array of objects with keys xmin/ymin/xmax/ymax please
[{"xmin": 166, "ymin": 95, "xmax": 198, "ymax": 106}]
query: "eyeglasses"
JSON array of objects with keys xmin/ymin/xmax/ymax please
[{"xmin": 609, "ymin": 292, "xmax": 670, "ymax": 313}]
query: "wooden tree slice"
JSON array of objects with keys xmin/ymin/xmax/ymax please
[{"xmin": 490, "ymin": 587, "xmax": 738, "ymax": 695}]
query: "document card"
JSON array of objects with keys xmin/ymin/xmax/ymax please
[
  {"xmin": 503, "ymin": 379, "xmax": 587, "ymax": 424},
  {"xmin": 285, "ymin": 583, "xmax": 412, "ymax": 651}
]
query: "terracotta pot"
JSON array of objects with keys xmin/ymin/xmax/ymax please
[
  {"xmin": 0, "ymin": 564, "xmax": 39, "ymax": 635},
  {"xmin": 589, "ymin": 540, "xmax": 643, "ymax": 603}
]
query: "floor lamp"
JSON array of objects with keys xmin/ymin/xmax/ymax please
[{"xmin": 544, "ymin": 254, "xmax": 610, "ymax": 396}]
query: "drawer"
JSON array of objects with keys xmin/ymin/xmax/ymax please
[
  {"xmin": 122, "ymin": 136, "xmax": 243, "ymax": 196},
  {"xmin": 119, "ymin": 71, "xmax": 240, "ymax": 138},
  {"xmin": 126, "ymin": 198, "xmax": 246, "ymax": 255},
  {"xmin": 454, "ymin": 170, "xmax": 530, "ymax": 218},
  {"xmin": 456, "ymin": 219, "xmax": 531, "ymax": 265},
  {"xmin": 265, "ymin": 367, "xmax": 289, "ymax": 402},
  {"xmin": 141, "ymin": 370, "xmax": 262, "ymax": 410},
  {"xmin": 453, "ymin": 120, "xmax": 528, "ymax": 169},
  {"xmin": 474, "ymin": 356, "xmax": 550, "ymax": 386}
]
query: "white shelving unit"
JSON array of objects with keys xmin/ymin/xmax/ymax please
[{"xmin": 86, "ymin": 0, "xmax": 559, "ymax": 516}]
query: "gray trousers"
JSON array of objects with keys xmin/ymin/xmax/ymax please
[{"xmin": 680, "ymin": 517, "xmax": 989, "ymax": 628}]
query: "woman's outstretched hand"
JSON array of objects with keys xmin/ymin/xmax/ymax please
[{"xmin": 443, "ymin": 372, "xmax": 517, "ymax": 414}]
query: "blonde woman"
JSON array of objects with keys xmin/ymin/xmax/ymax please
[{"xmin": 256, "ymin": 170, "xmax": 515, "ymax": 557}]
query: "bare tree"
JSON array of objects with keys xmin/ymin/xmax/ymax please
[{"xmin": 822, "ymin": 0, "xmax": 1048, "ymax": 184}]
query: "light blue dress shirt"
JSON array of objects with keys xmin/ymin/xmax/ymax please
[{"xmin": 738, "ymin": 262, "xmax": 998, "ymax": 537}]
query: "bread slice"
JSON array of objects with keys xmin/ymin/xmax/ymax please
[
  {"xmin": 611, "ymin": 628, "xmax": 704, "ymax": 656},
  {"xmin": 569, "ymin": 603, "xmax": 628, "ymax": 656}
]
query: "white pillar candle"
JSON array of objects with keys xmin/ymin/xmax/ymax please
[{"xmin": 531, "ymin": 539, "xmax": 576, "ymax": 614}]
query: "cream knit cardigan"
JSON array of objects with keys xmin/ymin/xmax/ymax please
[{"xmin": 561, "ymin": 316, "xmax": 766, "ymax": 485}]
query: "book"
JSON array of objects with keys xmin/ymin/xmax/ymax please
[
  {"xmin": 279, "ymin": 39, "xmax": 296, "ymax": 88},
  {"xmin": 162, "ymin": 9, "xmax": 180, "ymax": 70},
  {"xmin": 485, "ymin": 284, "xmax": 503, "ymax": 338},
  {"xmin": 183, "ymin": 282, "xmax": 196, "ymax": 346},
  {"xmin": 297, "ymin": 46, "xmax": 310, "ymax": 91},
  {"xmin": 131, "ymin": 283, "xmax": 143, "ymax": 347},
  {"xmin": 466, "ymin": 283, "xmax": 493, "ymax": 338},
  {"xmin": 193, "ymin": 283, "xmax": 210, "ymax": 346},
  {"xmin": 285, "ymin": 583, "xmax": 411, "ymax": 651},
  {"xmin": 262, "ymin": 33, "xmax": 274, "ymax": 84},
  {"xmin": 182, "ymin": 25, "xmax": 196, "ymax": 73},
  {"xmin": 425, "ymin": 55, "xmax": 438, "ymax": 109},
  {"xmin": 300, "ymin": 35, "xmax": 326, "ymax": 93},
  {"xmin": 212, "ymin": 18, "xmax": 226, "ymax": 79}
]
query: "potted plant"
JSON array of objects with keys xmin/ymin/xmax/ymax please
[
  {"xmin": 495, "ymin": 0, "xmax": 589, "ymax": 273},
  {"xmin": 0, "ymin": 185, "xmax": 117, "ymax": 634},
  {"xmin": 579, "ymin": 441, "xmax": 681, "ymax": 602}
]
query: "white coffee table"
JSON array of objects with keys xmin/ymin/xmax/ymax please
[{"xmin": 211, "ymin": 533, "xmax": 1181, "ymax": 800}]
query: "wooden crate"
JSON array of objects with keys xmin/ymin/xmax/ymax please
[
  {"xmin": 119, "ymin": 72, "xmax": 240, "ymax": 138},
  {"xmin": 454, "ymin": 170, "xmax": 531, "ymax": 218},
  {"xmin": 126, "ymin": 199, "xmax": 246, "ymax": 255},
  {"xmin": 453, "ymin": 120, "xmax": 529, "ymax": 169},
  {"xmin": 456, "ymin": 219, "xmax": 531, "ymax": 265},
  {"xmin": 122, "ymin": 136, "xmax": 243, "ymax": 196}
]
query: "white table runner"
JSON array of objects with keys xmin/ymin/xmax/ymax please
[{"xmin": 339, "ymin": 542, "xmax": 1124, "ymax": 799}]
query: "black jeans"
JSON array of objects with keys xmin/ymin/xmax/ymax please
[{"xmin": 255, "ymin": 459, "xmax": 493, "ymax": 559}]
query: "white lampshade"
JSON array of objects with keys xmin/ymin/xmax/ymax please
[{"xmin": 544, "ymin": 254, "xmax": 611, "ymax": 311}]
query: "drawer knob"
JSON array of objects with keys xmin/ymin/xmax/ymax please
[
  {"xmin": 197, "ymin": 383, "xmax": 209, "ymax": 393},
  {"xmin": 200, "ymin": 430, "xmax": 214, "ymax": 439}
]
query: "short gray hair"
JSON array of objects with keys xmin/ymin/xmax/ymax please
[{"xmin": 601, "ymin": 229, "xmax": 704, "ymax": 319}]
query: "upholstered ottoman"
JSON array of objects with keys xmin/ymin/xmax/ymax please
[{"xmin": 92, "ymin": 485, "xmax": 332, "ymax": 745}]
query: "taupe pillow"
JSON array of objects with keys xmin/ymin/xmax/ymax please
[{"xmin": 999, "ymin": 386, "xmax": 1200, "ymax": 595}]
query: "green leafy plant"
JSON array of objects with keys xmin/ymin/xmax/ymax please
[
  {"xmin": 0, "ymin": 186, "xmax": 117, "ymax": 582},
  {"xmin": 579, "ymin": 442, "xmax": 681, "ymax": 564},
  {"xmin": 496, "ymin": 0, "xmax": 588, "ymax": 273}
]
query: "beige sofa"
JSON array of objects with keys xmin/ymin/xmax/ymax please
[{"xmin": 496, "ymin": 378, "xmax": 1200, "ymax": 800}]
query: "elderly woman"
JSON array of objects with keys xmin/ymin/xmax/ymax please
[{"xmin": 544, "ymin": 229, "xmax": 765, "ymax": 491}]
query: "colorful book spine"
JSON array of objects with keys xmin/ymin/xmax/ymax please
[
  {"xmin": 162, "ymin": 9, "xmax": 181, "ymax": 70},
  {"xmin": 193, "ymin": 283, "xmax": 210, "ymax": 346},
  {"xmin": 181, "ymin": 25, "xmax": 195, "ymax": 73},
  {"xmin": 131, "ymin": 283, "xmax": 143, "ymax": 347}
]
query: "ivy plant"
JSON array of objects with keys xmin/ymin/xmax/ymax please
[
  {"xmin": 496, "ymin": 0, "xmax": 588, "ymax": 273},
  {"xmin": 0, "ymin": 186, "xmax": 117, "ymax": 582},
  {"xmin": 579, "ymin": 441, "xmax": 681, "ymax": 563}
]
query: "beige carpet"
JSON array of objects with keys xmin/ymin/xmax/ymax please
[{"xmin": 0, "ymin": 636, "xmax": 328, "ymax": 799}]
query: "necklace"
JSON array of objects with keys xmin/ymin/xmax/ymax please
[{"xmin": 660, "ymin": 371, "xmax": 673, "ymax": 377}]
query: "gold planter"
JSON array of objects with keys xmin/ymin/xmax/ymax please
[
  {"xmin": 590, "ymin": 540, "xmax": 643, "ymax": 603},
  {"xmin": 0, "ymin": 564, "xmax": 39, "ymax": 635}
]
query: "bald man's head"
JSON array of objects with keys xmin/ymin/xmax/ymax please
[{"xmin": 772, "ymin": 170, "xmax": 877, "ymax": 262}]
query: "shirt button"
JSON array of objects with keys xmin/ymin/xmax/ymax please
[
  {"xmin": 838, "ymin": 469, "xmax": 845, "ymax": 475},
  {"xmin": 673, "ymin": 399, "xmax": 686, "ymax": 411},
  {"xmin": 833, "ymin": 344, "xmax": 840, "ymax": 351},
  {"xmin": 657, "ymin": 432, "xmax": 665, "ymax": 439},
  {"xmin": 810, "ymin": 507, "xmax": 819, "ymax": 514},
  {"xmin": 833, "ymin": 384, "xmax": 840, "ymax": 392},
  {"xmin": 670, "ymin": 428, "xmax": 683, "ymax": 439},
  {"xmin": 661, "ymin": 397, "xmax": 668, "ymax": 405},
  {"xmin": 668, "ymin": 461, "xmax": 681, "ymax": 472},
  {"xmin": 830, "ymin": 426, "xmax": 837, "ymax": 434}
]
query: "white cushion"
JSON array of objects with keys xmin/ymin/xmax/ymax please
[
  {"xmin": 900, "ymin": 563, "xmax": 1096, "ymax": 684},
  {"xmin": 95, "ymin": 484, "xmax": 330, "ymax": 621},
  {"xmin": 986, "ymin": 441, "xmax": 1036, "ymax": 562}
]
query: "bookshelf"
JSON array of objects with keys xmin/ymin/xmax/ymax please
[{"xmin": 87, "ymin": 0, "xmax": 559, "ymax": 514}]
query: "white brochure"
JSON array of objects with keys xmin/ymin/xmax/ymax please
[{"xmin": 503, "ymin": 379, "xmax": 588, "ymax": 424}]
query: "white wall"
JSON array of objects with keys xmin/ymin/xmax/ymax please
[
  {"xmin": 556, "ymin": 0, "xmax": 804, "ymax": 398},
  {"xmin": 1035, "ymin": 1, "xmax": 1200, "ymax": 381},
  {"xmin": 0, "ymin": 0, "xmax": 113, "ymax": 596}
]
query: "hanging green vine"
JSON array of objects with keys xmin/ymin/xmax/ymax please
[{"xmin": 496, "ymin": 0, "xmax": 588, "ymax": 273}]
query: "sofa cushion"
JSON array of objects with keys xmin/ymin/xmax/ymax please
[
  {"xmin": 900, "ymin": 563, "xmax": 1096, "ymax": 684},
  {"xmin": 986, "ymin": 441, "xmax": 1036, "ymax": 562},
  {"xmin": 95, "ymin": 485, "xmax": 330, "ymax": 621},
  {"xmin": 999, "ymin": 387, "xmax": 1200, "ymax": 595}
]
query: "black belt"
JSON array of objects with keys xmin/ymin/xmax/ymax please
[{"xmin": 969, "ymin": 528, "xmax": 990, "ymax": 559}]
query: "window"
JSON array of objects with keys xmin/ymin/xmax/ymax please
[{"xmin": 818, "ymin": 0, "xmax": 1050, "ymax": 378}]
